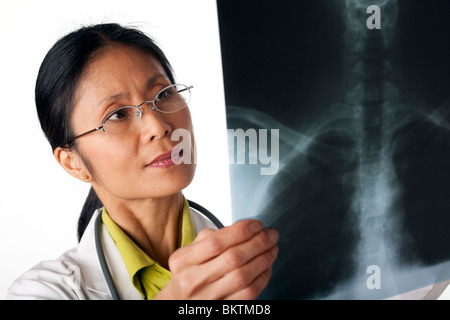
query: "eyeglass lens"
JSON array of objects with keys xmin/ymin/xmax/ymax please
[{"xmin": 102, "ymin": 84, "xmax": 190, "ymax": 136}]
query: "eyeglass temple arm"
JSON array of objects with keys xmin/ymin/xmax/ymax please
[
  {"xmin": 65, "ymin": 127, "xmax": 103, "ymax": 146},
  {"xmin": 178, "ymin": 85, "xmax": 193, "ymax": 93},
  {"xmin": 62, "ymin": 85, "xmax": 192, "ymax": 146}
]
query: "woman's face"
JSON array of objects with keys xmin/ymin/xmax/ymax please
[{"xmin": 70, "ymin": 44, "xmax": 196, "ymax": 200}]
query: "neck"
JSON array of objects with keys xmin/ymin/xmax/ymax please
[{"xmin": 98, "ymin": 191, "xmax": 184, "ymax": 269}]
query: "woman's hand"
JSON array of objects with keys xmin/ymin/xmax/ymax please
[{"xmin": 154, "ymin": 219, "xmax": 278, "ymax": 300}]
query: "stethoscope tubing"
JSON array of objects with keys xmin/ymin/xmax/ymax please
[
  {"xmin": 94, "ymin": 200, "xmax": 223, "ymax": 300},
  {"xmin": 95, "ymin": 212, "xmax": 121, "ymax": 300}
]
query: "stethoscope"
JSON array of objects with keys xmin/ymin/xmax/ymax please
[{"xmin": 94, "ymin": 200, "xmax": 224, "ymax": 300}]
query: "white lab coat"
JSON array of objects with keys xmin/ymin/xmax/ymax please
[
  {"xmin": 6, "ymin": 207, "xmax": 219, "ymax": 300},
  {"xmin": 7, "ymin": 207, "xmax": 450, "ymax": 300}
]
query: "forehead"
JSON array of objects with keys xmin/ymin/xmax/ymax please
[
  {"xmin": 88, "ymin": 44, "xmax": 166, "ymax": 75},
  {"xmin": 75, "ymin": 45, "xmax": 169, "ymax": 103}
]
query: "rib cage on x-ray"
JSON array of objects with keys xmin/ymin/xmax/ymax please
[{"xmin": 221, "ymin": 0, "xmax": 450, "ymax": 299}]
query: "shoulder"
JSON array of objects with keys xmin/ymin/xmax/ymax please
[
  {"xmin": 6, "ymin": 209, "xmax": 110, "ymax": 300},
  {"xmin": 6, "ymin": 248, "xmax": 83, "ymax": 300}
]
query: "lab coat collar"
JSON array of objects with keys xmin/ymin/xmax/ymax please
[
  {"xmin": 77, "ymin": 208, "xmax": 143, "ymax": 299},
  {"xmin": 76, "ymin": 206, "xmax": 219, "ymax": 300},
  {"xmin": 76, "ymin": 208, "xmax": 113, "ymax": 298}
]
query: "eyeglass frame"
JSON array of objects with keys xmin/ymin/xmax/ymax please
[{"xmin": 63, "ymin": 84, "xmax": 193, "ymax": 146}]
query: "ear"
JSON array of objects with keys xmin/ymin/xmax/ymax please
[{"xmin": 53, "ymin": 146, "xmax": 92, "ymax": 182}]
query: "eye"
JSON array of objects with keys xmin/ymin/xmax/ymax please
[
  {"xmin": 104, "ymin": 107, "xmax": 134, "ymax": 123},
  {"xmin": 156, "ymin": 86, "xmax": 175, "ymax": 102}
]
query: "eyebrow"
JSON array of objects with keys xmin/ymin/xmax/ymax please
[{"xmin": 95, "ymin": 73, "xmax": 168, "ymax": 109}]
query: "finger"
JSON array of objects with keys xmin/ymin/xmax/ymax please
[
  {"xmin": 203, "ymin": 245, "xmax": 278, "ymax": 300},
  {"xmin": 224, "ymin": 268, "xmax": 273, "ymax": 300},
  {"xmin": 197, "ymin": 228, "xmax": 279, "ymax": 285},
  {"xmin": 192, "ymin": 227, "xmax": 215, "ymax": 242},
  {"xmin": 169, "ymin": 229, "xmax": 278, "ymax": 297},
  {"xmin": 170, "ymin": 219, "xmax": 264, "ymax": 270},
  {"xmin": 194, "ymin": 219, "xmax": 263, "ymax": 247}
]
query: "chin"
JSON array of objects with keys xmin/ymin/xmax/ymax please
[{"xmin": 148, "ymin": 164, "xmax": 196, "ymax": 198}]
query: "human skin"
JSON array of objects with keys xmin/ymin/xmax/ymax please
[{"xmin": 53, "ymin": 44, "xmax": 279, "ymax": 299}]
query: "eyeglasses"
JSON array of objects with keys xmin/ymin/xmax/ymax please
[{"xmin": 64, "ymin": 84, "xmax": 192, "ymax": 146}]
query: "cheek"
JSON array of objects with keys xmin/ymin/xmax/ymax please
[
  {"xmin": 77, "ymin": 109, "xmax": 197, "ymax": 199},
  {"xmin": 82, "ymin": 138, "xmax": 136, "ymax": 180},
  {"xmin": 80, "ymin": 136, "xmax": 195, "ymax": 199},
  {"xmin": 174, "ymin": 109, "xmax": 195, "ymax": 146},
  {"xmin": 175, "ymin": 107, "xmax": 193, "ymax": 130}
]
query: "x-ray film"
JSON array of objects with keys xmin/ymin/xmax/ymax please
[{"xmin": 217, "ymin": 0, "xmax": 450, "ymax": 299}]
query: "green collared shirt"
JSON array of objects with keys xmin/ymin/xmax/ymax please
[{"xmin": 101, "ymin": 197, "xmax": 195, "ymax": 299}]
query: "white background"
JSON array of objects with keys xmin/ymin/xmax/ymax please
[{"xmin": 0, "ymin": 0, "xmax": 231, "ymax": 298}]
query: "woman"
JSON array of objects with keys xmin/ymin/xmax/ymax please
[{"xmin": 6, "ymin": 23, "xmax": 278, "ymax": 300}]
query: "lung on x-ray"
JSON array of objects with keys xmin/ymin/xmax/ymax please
[{"xmin": 217, "ymin": 0, "xmax": 450, "ymax": 299}]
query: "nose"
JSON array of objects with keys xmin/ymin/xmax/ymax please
[{"xmin": 139, "ymin": 103, "xmax": 172, "ymax": 142}]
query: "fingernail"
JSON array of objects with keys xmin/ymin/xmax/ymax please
[
  {"xmin": 249, "ymin": 220, "xmax": 263, "ymax": 233},
  {"xmin": 269, "ymin": 246, "xmax": 278, "ymax": 258},
  {"xmin": 266, "ymin": 228, "xmax": 279, "ymax": 244}
]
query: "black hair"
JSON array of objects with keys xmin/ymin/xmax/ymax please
[{"xmin": 35, "ymin": 23, "xmax": 176, "ymax": 242}]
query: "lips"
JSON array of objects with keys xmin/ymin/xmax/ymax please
[{"xmin": 147, "ymin": 148, "xmax": 183, "ymax": 168}]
